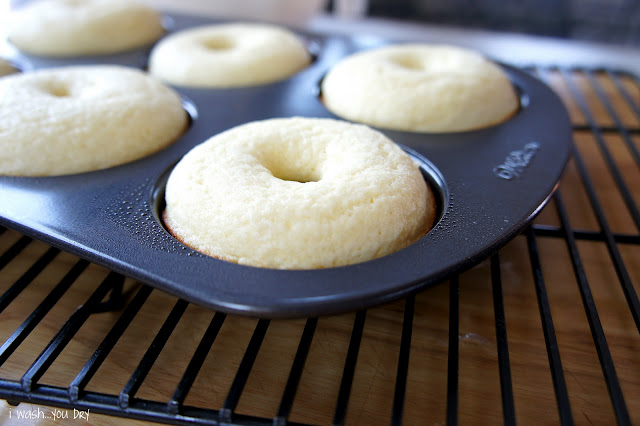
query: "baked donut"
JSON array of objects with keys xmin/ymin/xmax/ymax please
[
  {"xmin": 321, "ymin": 44, "xmax": 520, "ymax": 133},
  {"xmin": 163, "ymin": 117, "xmax": 436, "ymax": 270},
  {"xmin": 148, "ymin": 23, "xmax": 311, "ymax": 88},
  {"xmin": 0, "ymin": 65, "xmax": 187, "ymax": 176},
  {"xmin": 8, "ymin": 0, "xmax": 165, "ymax": 57}
]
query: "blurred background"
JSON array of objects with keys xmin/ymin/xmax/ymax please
[
  {"xmin": 360, "ymin": 0, "xmax": 640, "ymax": 46},
  {"xmin": 151, "ymin": 0, "xmax": 640, "ymax": 46},
  {"xmin": 323, "ymin": 0, "xmax": 640, "ymax": 47},
  {"xmin": 6, "ymin": 0, "xmax": 640, "ymax": 46}
]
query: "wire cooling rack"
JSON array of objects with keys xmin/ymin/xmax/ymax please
[{"xmin": 0, "ymin": 66, "xmax": 639, "ymax": 425}]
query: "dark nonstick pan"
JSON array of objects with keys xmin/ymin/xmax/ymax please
[{"xmin": 0, "ymin": 14, "xmax": 572, "ymax": 318}]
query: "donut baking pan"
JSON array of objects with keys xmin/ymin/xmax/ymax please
[{"xmin": 0, "ymin": 14, "xmax": 572, "ymax": 318}]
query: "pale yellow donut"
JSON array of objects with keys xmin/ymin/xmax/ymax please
[
  {"xmin": 8, "ymin": 0, "xmax": 165, "ymax": 57},
  {"xmin": 321, "ymin": 44, "xmax": 520, "ymax": 133},
  {"xmin": 148, "ymin": 23, "xmax": 311, "ymax": 88},
  {"xmin": 0, "ymin": 65, "xmax": 188, "ymax": 176},
  {"xmin": 163, "ymin": 117, "xmax": 435, "ymax": 270}
]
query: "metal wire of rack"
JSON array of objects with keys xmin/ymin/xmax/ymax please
[{"xmin": 0, "ymin": 66, "xmax": 639, "ymax": 425}]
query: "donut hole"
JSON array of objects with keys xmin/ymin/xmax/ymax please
[
  {"xmin": 201, "ymin": 36, "xmax": 235, "ymax": 51},
  {"xmin": 61, "ymin": 0, "xmax": 86, "ymax": 7},
  {"xmin": 266, "ymin": 164, "xmax": 319, "ymax": 183},
  {"xmin": 41, "ymin": 81, "xmax": 72, "ymax": 98},
  {"xmin": 389, "ymin": 53, "xmax": 424, "ymax": 71},
  {"xmin": 260, "ymin": 156, "xmax": 321, "ymax": 183}
]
